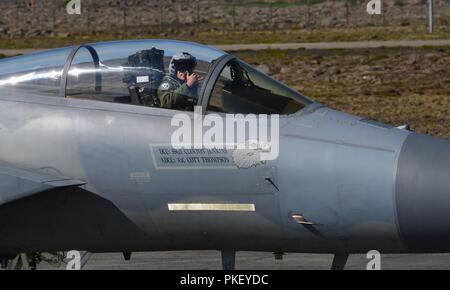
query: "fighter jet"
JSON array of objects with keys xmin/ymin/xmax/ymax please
[{"xmin": 0, "ymin": 39, "xmax": 449, "ymax": 270}]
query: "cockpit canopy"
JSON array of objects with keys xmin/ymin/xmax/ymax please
[{"xmin": 0, "ymin": 39, "xmax": 312, "ymax": 114}]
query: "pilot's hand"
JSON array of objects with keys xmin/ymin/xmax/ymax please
[{"xmin": 186, "ymin": 72, "xmax": 203, "ymax": 88}]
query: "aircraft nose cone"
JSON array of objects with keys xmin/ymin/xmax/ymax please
[{"xmin": 396, "ymin": 133, "xmax": 450, "ymax": 252}]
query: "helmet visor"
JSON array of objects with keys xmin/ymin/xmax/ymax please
[{"xmin": 173, "ymin": 59, "xmax": 196, "ymax": 73}]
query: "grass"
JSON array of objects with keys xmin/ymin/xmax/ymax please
[{"xmin": 0, "ymin": 25, "xmax": 449, "ymax": 49}]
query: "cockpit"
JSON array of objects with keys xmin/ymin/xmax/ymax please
[{"xmin": 0, "ymin": 40, "xmax": 312, "ymax": 115}]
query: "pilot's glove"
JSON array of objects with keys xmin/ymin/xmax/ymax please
[{"xmin": 159, "ymin": 81, "xmax": 198, "ymax": 110}]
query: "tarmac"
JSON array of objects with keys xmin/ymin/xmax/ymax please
[{"xmin": 38, "ymin": 251, "xmax": 450, "ymax": 270}]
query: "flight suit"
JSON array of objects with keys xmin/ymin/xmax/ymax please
[{"xmin": 158, "ymin": 75, "xmax": 198, "ymax": 110}]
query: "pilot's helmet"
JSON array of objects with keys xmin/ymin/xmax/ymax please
[{"xmin": 169, "ymin": 52, "xmax": 197, "ymax": 76}]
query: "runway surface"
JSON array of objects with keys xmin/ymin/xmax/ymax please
[
  {"xmin": 39, "ymin": 251, "xmax": 450, "ymax": 270},
  {"xmin": 1, "ymin": 39, "xmax": 450, "ymax": 56}
]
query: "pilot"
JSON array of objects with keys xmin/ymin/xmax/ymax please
[{"xmin": 158, "ymin": 52, "xmax": 202, "ymax": 110}]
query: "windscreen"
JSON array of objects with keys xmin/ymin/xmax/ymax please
[
  {"xmin": 66, "ymin": 40, "xmax": 225, "ymax": 111},
  {"xmin": 0, "ymin": 47, "xmax": 73, "ymax": 98},
  {"xmin": 208, "ymin": 59, "xmax": 311, "ymax": 115},
  {"xmin": 0, "ymin": 40, "xmax": 226, "ymax": 113}
]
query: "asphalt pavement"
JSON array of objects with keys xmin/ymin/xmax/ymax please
[{"xmin": 38, "ymin": 251, "xmax": 450, "ymax": 270}]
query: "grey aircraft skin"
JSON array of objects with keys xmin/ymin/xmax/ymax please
[{"xmin": 0, "ymin": 39, "xmax": 449, "ymax": 269}]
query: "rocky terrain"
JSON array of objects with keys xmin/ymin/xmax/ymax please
[{"xmin": 0, "ymin": 0, "xmax": 449, "ymax": 39}]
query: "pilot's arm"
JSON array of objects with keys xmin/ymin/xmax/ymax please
[{"xmin": 158, "ymin": 79, "xmax": 197, "ymax": 110}]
